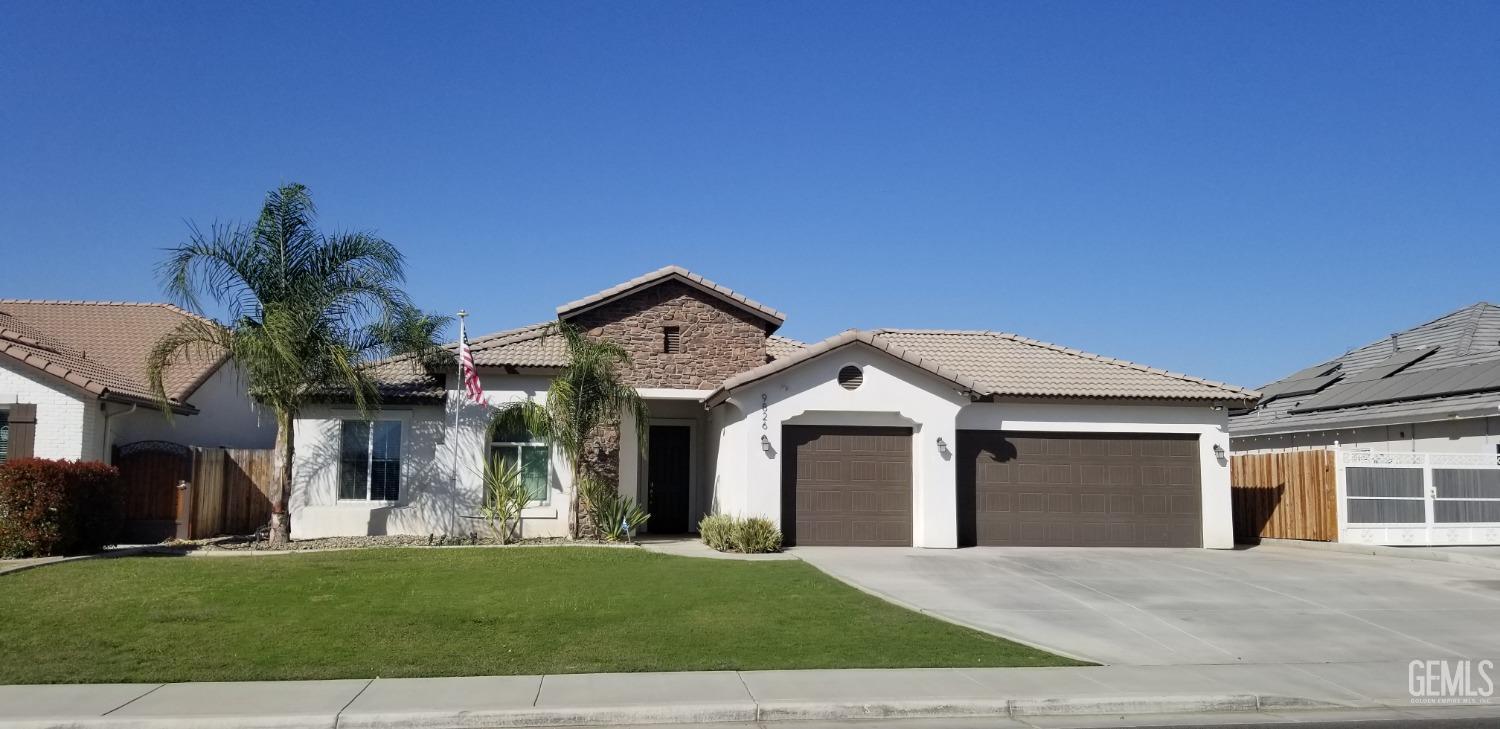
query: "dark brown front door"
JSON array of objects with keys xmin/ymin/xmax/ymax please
[
  {"xmin": 647, "ymin": 425, "xmax": 691, "ymax": 533},
  {"xmin": 958, "ymin": 431, "xmax": 1202, "ymax": 547},
  {"xmin": 783, "ymin": 425, "xmax": 912, "ymax": 546}
]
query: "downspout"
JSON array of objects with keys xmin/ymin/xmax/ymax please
[{"xmin": 99, "ymin": 402, "xmax": 137, "ymax": 463}]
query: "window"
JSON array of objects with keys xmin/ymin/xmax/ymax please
[
  {"xmin": 0, "ymin": 410, "xmax": 8, "ymax": 465},
  {"xmin": 339, "ymin": 420, "xmax": 402, "ymax": 501},
  {"xmin": 490, "ymin": 426, "xmax": 550, "ymax": 504}
]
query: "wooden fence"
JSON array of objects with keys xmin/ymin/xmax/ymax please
[
  {"xmin": 1230, "ymin": 448, "xmax": 1338, "ymax": 543},
  {"xmin": 115, "ymin": 443, "xmax": 276, "ymax": 541}
]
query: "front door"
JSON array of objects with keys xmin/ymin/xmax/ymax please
[{"xmin": 647, "ymin": 425, "xmax": 691, "ymax": 533}]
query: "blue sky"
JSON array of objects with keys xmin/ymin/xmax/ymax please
[{"xmin": 2, "ymin": 1, "xmax": 1496, "ymax": 388}]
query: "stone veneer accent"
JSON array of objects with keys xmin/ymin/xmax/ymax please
[{"xmin": 566, "ymin": 280, "xmax": 773, "ymax": 390}]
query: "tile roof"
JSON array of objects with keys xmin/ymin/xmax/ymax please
[
  {"xmin": 1232, "ymin": 302, "xmax": 1500, "ymax": 436},
  {"xmin": 556, "ymin": 265, "xmax": 786, "ymax": 327},
  {"xmin": 0, "ymin": 299, "xmax": 225, "ymax": 408},
  {"xmin": 876, "ymin": 329, "xmax": 1257, "ymax": 401},
  {"xmin": 465, "ymin": 322, "xmax": 569, "ymax": 367},
  {"xmin": 352, "ymin": 322, "xmax": 570, "ymax": 403},
  {"xmin": 707, "ymin": 329, "xmax": 1257, "ymax": 406},
  {"xmin": 766, "ymin": 334, "xmax": 806, "ymax": 361}
]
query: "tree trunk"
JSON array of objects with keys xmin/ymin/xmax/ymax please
[
  {"xmin": 569, "ymin": 461, "xmax": 582, "ymax": 540},
  {"xmin": 268, "ymin": 409, "xmax": 295, "ymax": 546}
]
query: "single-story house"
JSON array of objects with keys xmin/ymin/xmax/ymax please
[
  {"xmin": 0, "ymin": 299, "xmax": 274, "ymax": 465},
  {"xmin": 292, "ymin": 266, "xmax": 1259, "ymax": 548},
  {"xmin": 1231, "ymin": 302, "xmax": 1500, "ymax": 453},
  {"xmin": 1230, "ymin": 302, "xmax": 1500, "ymax": 547}
]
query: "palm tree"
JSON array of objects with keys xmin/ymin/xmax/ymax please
[
  {"xmin": 489, "ymin": 323, "xmax": 648, "ymax": 539},
  {"xmin": 147, "ymin": 183, "xmax": 448, "ymax": 545}
]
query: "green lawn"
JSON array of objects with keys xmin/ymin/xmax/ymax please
[{"xmin": 0, "ymin": 547, "xmax": 1079, "ymax": 684}]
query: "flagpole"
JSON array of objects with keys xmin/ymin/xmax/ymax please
[{"xmin": 450, "ymin": 310, "xmax": 467, "ymax": 488}]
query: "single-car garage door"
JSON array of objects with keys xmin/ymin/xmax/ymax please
[
  {"xmin": 783, "ymin": 425, "xmax": 912, "ymax": 546},
  {"xmin": 958, "ymin": 431, "xmax": 1201, "ymax": 547}
]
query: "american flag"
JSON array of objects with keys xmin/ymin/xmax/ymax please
[{"xmin": 458, "ymin": 316, "xmax": 486, "ymax": 405}]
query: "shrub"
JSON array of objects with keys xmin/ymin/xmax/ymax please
[
  {"xmin": 731, "ymin": 517, "xmax": 783, "ymax": 553},
  {"xmin": 698, "ymin": 514, "xmax": 783, "ymax": 554},
  {"xmin": 0, "ymin": 458, "xmax": 124, "ymax": 558},
  {"xmin": 579, "ymin": 477, "xmax": 649, "ymax": 542},
  {"xmin": 698, "ymin": 513, "xmax": 735, "ymax": 552}
]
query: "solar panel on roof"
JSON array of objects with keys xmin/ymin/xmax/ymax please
[
  {"xmin": 1290, "ymin": 359, "xmax": 1500, "ymax": 413},
  {"xmin": 1344, "ymin": 347, "xmax": 1438, "ymax": 383},
  {"xmin": 1258, "ymin": 373, "xmax": 1342, "ymax": 403},
  {"xmin": 1278, "ymin": 361, "xmax": 1342, "ymax": 382}
]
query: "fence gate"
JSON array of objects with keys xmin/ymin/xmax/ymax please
[
  {"xmin": 1338, "ymin": 450, "xmax": 1500, "ymax": 546},
  {"xmin": 114, "ymin": 441, "xmax": 192, "ymax": 543}
]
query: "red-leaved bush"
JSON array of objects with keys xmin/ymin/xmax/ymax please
[{"xmin": 0, "ymin": 458, "xmax": 124, "ymax": 558}]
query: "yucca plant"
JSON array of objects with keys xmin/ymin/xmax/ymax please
[{"xmin": 477, "ymin": 457, "xmax": 530, "ymax": 544}]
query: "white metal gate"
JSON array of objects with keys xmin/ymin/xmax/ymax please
[{"xmin": 1337, "ymin": 450, "xmax": 1500, "ymax": 546}]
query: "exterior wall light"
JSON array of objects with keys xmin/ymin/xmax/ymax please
[
  {"xmin": 761, "ymin": 435, "xmax": 772, "ymax": 453},
  {"xmin": 936, "ymin": 436, "xmax": 950, "ymax": 457},
  {"xmin": 1213, "ymin": 444, "xmax": 1226, "ymax": 459}
]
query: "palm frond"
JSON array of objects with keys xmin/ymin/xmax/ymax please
[{"xmin": 146, "ymin": 318, "xmax": 236, "ymax": 419}]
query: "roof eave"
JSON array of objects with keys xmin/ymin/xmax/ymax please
[
  {"xmin": 556, "ymin": 269, "xmax": 786, "ymax": 329},
  {"xmin": 101, "ymin": 391, "xmax": 198, "ymax": 416},
  {"xmin": 703, "ymin": 331, "xmax": 988, "ymax": 408}
]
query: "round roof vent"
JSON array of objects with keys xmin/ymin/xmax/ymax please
[{"xmin": 837, "ymin": 365, "xmax": 864, "ymax": 391}]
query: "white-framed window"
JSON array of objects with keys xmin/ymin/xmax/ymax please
[
  {"xmin": 489, "ymin": 426, "xmax": 550, "ymax": 505},
  {"xmin": 0, "ymin": 409, "xmax": 8, "ymax": 465},
  {"xmin": 339, "ymin": 420, "xmax": 402, "ymax": 502}
]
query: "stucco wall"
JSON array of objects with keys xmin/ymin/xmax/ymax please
[
  {"xmin": 1231, "ymin": 416, "xmax": 1500, "ymax": 454},
  {"xmin": 289, "ymin": 373, "xmax": 575, "ymax": 540},
  {"xmin": 0, "ymin": 357, "xmax": 93, "ymax": 460},
  {"xmin": 108, "ymin": 362, "xmax": 275, "ymax": 451},
  {"xmin": 957, "ymin": 400, "xmax": 1235, "ymax": 549},
  {"xmin": 713, "ymin": 346, "xmax": 970, "ymax": 548}
]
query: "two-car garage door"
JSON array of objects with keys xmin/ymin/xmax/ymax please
[
  {"xmin": 957, "ymin": 431, "xmax": 1202, "ymax": 547},
  {"xmin": 782, "ymin": 425, "xmax": 1202, "ymax": 547}
]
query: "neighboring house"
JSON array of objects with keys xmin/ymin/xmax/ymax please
[
  {"xmin": 1231, "ymin": 302, "xmax": 1500, "ymax": 453},
  {"xmin": 1230, "ymin": 303, "xmax": 1500, "ymax": 547},
  {"xmin": 292, "ymin": 266, "xmax": 1258, "ymax": 548},
  {"xmin": 0, "ymin": 300, "xmax": 275, "ymax": 464}
]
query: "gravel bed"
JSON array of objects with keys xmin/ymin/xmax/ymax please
[{"xmin": 165, "ymin": 534, "xmax": 584, "ymax": 552}]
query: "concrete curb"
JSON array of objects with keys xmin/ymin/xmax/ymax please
[
  {"xmin": 0, "ymin": 693, "xmax": 1353, "ymax": 729},
  {"xmin": 1256, "ymin": 538, "xmax": 1500, "ymax": 571}
]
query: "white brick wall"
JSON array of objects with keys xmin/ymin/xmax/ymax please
[{"xmin": 0, "ymin": 357, "xmax": 93, "ymax": 461}]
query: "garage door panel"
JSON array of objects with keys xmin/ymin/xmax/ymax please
[
  {"xmin": 959, "ymin": 431, "xmax": 1202, "ymax": 547},
  {"xmin": 784, "ymin": 426, "xmax": 912, "ymax": 547}
]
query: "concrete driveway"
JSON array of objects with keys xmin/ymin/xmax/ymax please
[{"xmin": 793, "ymin": 544, "xmax": 1500, "ymax": 666}]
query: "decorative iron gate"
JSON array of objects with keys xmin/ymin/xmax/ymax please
[{"xmin": 1338, "ymin": 450, "xmax": 1500, "ymax": 545}]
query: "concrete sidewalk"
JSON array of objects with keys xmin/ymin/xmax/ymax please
[{"xmin": 1, "ymin": 662, "xmax": 1494, "ymax": 729}]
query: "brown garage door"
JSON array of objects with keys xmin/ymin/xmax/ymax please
[
  {"xmin": 783, "ymin": 425, "xmax": 912, "ymax": 546},
  {"xmin": 958, "ymin": 431, "xmax": 1201, "ymax": 547}
]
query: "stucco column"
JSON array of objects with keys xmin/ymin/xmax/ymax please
[
  {"xmin": 619, "ymin": 409, "xmax": 640, "ymax": 501},
  {"xmin": 1200, "ymin": 428, "xmax": 1235, "ymax": 549},
  {"xmin": 913, "ymin": 425, "xmax": 959, "ymax": 548}
]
